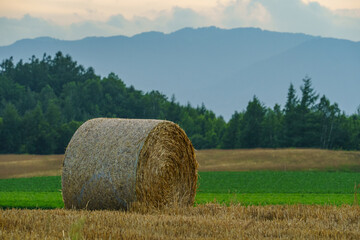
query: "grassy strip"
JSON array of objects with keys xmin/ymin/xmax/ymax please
[
  {"xmin": 198, "ymin": 171, "xmax": 360, "ymax": 194},
  {"xmin": 195, "ymin": 193, "xmax": 355, "ymax": 206},
  {"xmin": 1, "ymin": 171, "xmax": 359, "ymax": 209},
  {"xmin": 0, "ymin": 176, "xmax": 61, "ymax": 192},
  {"xmin": 0, "ymin": 192, "xmax": 355, "ymax": 209},
  {"xmin": 2, "ymin": 172, "xmax": 360, "ymax": 194},
  {"xmin": 0, "ymin": 192, "xmax": 64, "ymax": 209}
]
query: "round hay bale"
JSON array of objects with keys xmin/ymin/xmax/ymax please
[{"xmin": 62, "ymin": 118, "xmax": 198, "ymax": 210}]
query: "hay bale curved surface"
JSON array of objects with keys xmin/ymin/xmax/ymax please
[{"xmin": 62, "ymin": 118, "xmax": 197, "ymax": 210}]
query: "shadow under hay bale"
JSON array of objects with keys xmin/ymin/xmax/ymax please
[{"xmin": 62, "ymin": 118, "xmax": 198, "ymax": 210}]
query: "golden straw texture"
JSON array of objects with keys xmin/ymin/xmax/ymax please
[{"xmin": 62, "ymin": 118, "xmax": 197, "ymax": 210}]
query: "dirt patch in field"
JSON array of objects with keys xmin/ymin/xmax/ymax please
[
  {"xmin": 0, "ymin": 155, "xmax": 63, "ymax": 179},
  {"xmin": 1, "ymin": 149, "xmax": 360, "ymax": 179},
  {"xmin": 0, "ymin": 204, "xmax": 359, "ymax": 239},
  {"xmin": 196, "ymin": 148, "xmax": 360, "ymax": 172}
]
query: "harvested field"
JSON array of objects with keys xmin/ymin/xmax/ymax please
[
  {"xmin": 197, "ymin": 148, "xmax": 360, "ymax": 172},
  {"xmin": 0, "ymin": 204, "xmax": 359, "ymax": 239},
  {"xmin": 1, "ymin": 149, "xmax": 360, "ymax": 179},
  {"xmin": 0, "ymin": 155, "xmax": 63, "ymax": 179}
]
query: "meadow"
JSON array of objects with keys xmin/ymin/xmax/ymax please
[
  {"xmin": 1, "ymin": 149, "xmax": 360, "ymax": 239},
  {"xmin": 1, "ymin": 171, "xmax": 360, "ymax": 209}
]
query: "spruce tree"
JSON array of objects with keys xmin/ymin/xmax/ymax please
[
  {"xmin": 298, "ymin": 76, "xmax": 319, "ymax": 147},
  {"xmin": 283, "ymin": 83, "xmax": 299, "ymax": 147},
  {"xmin": 240, "ymin": 96, "xmax": 265, "ymax": 148}
]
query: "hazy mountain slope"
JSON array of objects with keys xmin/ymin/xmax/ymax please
[
  {"xmin": 0, "ymin": 27, "xmax": 359, "ymax": 119},
  {"xmin": 216, "ymin": 37, "xmax": 360, "ymax": 115}
]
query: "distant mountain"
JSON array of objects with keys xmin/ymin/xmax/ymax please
[{"xmin": 1, "ymin": 26, "xmax": 359, "ymax": 119}]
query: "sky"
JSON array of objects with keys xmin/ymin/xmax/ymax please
[{"xmin": 0, "ymin": 0, "xmax": 360, "ymax": 46}]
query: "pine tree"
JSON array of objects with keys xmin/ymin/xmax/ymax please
[
  {"xmin": 317, "ymin": 95, "xmax": 340, "ymax": 149},
  {"xmin": 298, "ymin": 76, "xmax": 319, "ymax": 147},
  {"xmin": 300, "ymin": 76, "xmax": 319, "ymax": 112},
  {"xmin": 221, "ymin": 112, "xmax": 241, "ymax": 149},
  {"xmin": 283, "ymin": 83, "xmax": 299, "ymax": 147},
  {"xmin": 240, "ymin": 96, "xmax": 265, "ymax": 148},
  {"xmin": 262, "ymin": 104, "xmax": 283, "ymax": 148}
]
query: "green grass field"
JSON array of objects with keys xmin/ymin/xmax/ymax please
[
  {"xmin": 198, "ymin": 171, "xmax": 360, "ymax": 194},
  {"xmin": 0, "ymin": 176, "xmax": 63, "ymax": 209},
  {"xmin": 1, "ymin": 171, "xmax": 360, "ymax": 209}
]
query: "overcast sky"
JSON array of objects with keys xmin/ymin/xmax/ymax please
[{"xmin": 0, "ymin": 0, "xmax": 359, "ymax": 46}]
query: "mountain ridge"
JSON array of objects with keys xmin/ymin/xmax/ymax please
[{"xmin": 1, "ymin": 26, "xmax": 359, "ymax": 119}]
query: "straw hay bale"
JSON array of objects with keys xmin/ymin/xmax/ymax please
[{"xmin": 62, "ymin": 118, "xmax": 198, "ymax": 210}]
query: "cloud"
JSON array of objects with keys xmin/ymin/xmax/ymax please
[
  {"xmin": 0, "ymin": 8, "xmax": 212, "ymax": 46},
  {"xmin": 253, "ymin": 0, "xmax": 360, "ymax": 40},
  {"xmin": 0, "ymin": 15, "xmax": 59, "ymax": 45},
  {"xmin": 252, "ymin": 0, "xmax": 334, "ymax": 35},
  {"xmin": 221, "ymin": 0, "xmax": 272, "ymax": 28},
  {"xmin": 0, "ymin": 0, "xmax": 359, "ymax": 46},
  {"xmin": 335, "ymin": 8, "xmax": 360, "ymax": 18}
]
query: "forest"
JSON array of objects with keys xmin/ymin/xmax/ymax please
[{"xmin": 0, "ymin": 52, "xmax": 359, "ymax": 154}]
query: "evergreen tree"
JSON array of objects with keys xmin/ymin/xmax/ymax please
[
  {"xmin": 166, "ymin": 94, "xmax": 181, "ymax": 122},
  {"xmin": 283, "ymin": 83, "xmax": 299, "ymax": 147},
  {"xmin": 300, "ymin": 76, "xmax": 319, "ymax": 111},
  {"xmin": 0, "ymin": 57, "xmax": 15, "ymax": 79},
  {"xmin": 262, "ymin": 104, "xmax": 283, "ymax": 148},
  {"xmin": 316, "ymin": 95, "xmax": 340, "ymax": 149},
  {"xmin": 298, "ymin": 76, "xmax": 319, "ymax": 147},
  {"xmin": 240, "ymin": 96, "xmax": 265, "ymax": 148},
  {"xmin": 221, "ymin": 111, "xmax": 242, "ymax": 149}
]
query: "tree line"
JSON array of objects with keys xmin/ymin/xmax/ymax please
[{"xmin": 0, "ymin": 52, "xmax": 359, "ymax": 154}]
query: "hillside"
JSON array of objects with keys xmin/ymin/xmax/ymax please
[{"xmin": 1, "ymin": 27, "xmax": 359, "ymax": 119}]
